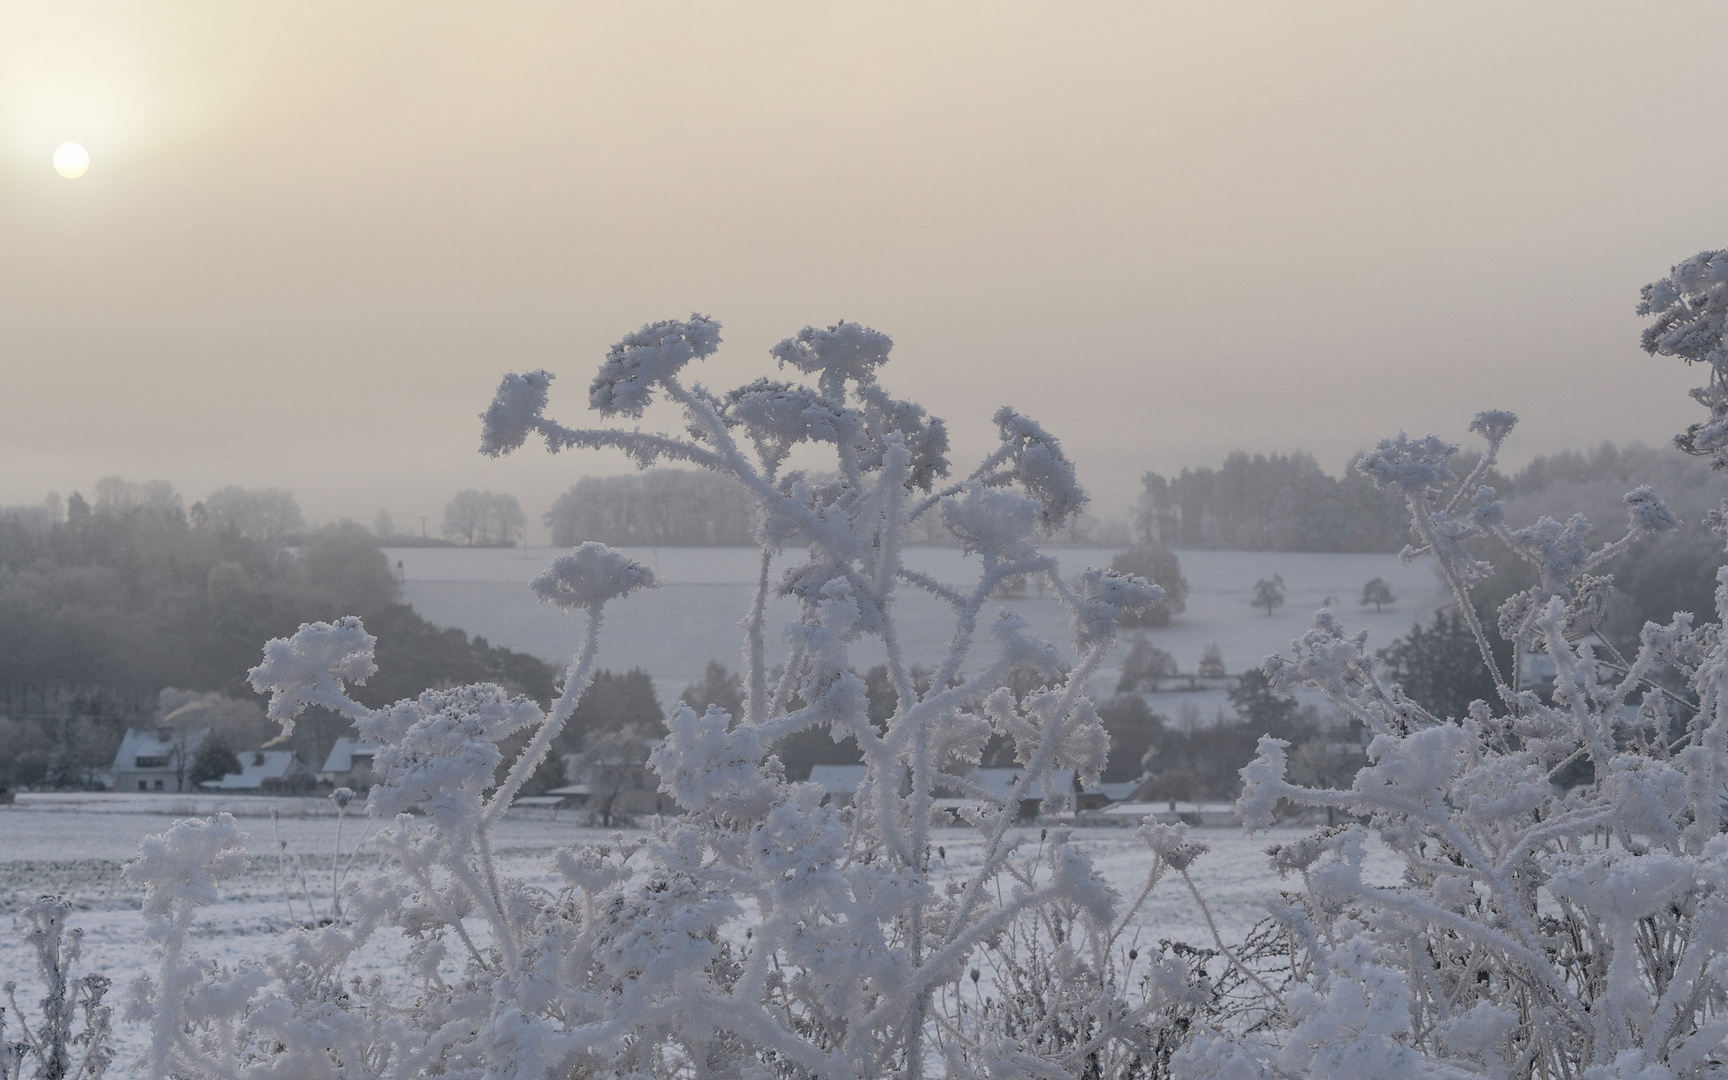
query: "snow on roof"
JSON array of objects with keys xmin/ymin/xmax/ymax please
[
  {"xmin": 965, "ymin": 767, "xmax": 1079, "ymax": 803},
  {"xmin": 199, "ymin": 750, "xmax": 304, "ymax": 790},
  {"xmin": 113, "ymin": 727, "xmax": 209, "ymax": 771},
  {"xmin": 322, "ymin": 737, "xmax": 381, "ymax": 774},
  {"xmin": 806, "ymin": 764, "xmax": 868, "ymax": 794}
]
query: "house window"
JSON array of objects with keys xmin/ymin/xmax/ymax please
[
  {"xmin": 138, "ymin": 780, "xmax": 147, "ymax": 791},
  {"xmin": 135, "ymin": 756, "xmax": 168, "ymax": 768},
  {"xmin": 154, "ymin": 780, "xmax": 164, "ymax": 791}
]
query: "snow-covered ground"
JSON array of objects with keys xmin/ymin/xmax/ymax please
[
  {"xmin": 390, "ymin": 545, "xmax": 1449, "ymax": 714},
  {"xmin": 0, "ymin": 794, "xmax": 1398, "ymax": 1068}
]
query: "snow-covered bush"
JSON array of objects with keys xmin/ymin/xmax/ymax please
[
  {"xmin": 3, "ymin": 895, "xmax": 114, "ymax": 1080},
  {"xmin": 125, "ymin": 316, "xmax": 1204, "ymax": 1078},
  {"xmin": 1180, "ymin": 291, "xmax": 1728, "ymax": 1076}
]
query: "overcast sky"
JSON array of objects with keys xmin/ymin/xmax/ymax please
[{"xmin": 3, "ymin": 2, "xmax": 1724, "ymax": 541}]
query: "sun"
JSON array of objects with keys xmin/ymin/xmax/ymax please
[{"xmin": 53, "ymin": 143, "xmax": 89, "ymax": 179}]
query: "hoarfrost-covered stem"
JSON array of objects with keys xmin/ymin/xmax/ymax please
[{"xmin": 485, "ymin": 603, "xmax": 605, "ymax": 825}]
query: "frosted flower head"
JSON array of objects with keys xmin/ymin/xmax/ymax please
[
  {"xmin": 650, "ymin": 703, "xmax": 777, "ymax": 819},
  {"xmin": 992, "ymin": 407, "xmax": 1088, "ymax": 530},
  {"xmin": 125, "ymin": 814, "xmax": 249, "ymax": 917},
  {"xmin": 1137, "ymin": 821, "xmax": 1208, "ymax": 871},
  {"xmin": 368, "ymin": 684, "xmax": 543, "ymax": 820},
  {"xmin": 1639, "ymin": 250, "xmax": 1728, "ymax": 374},
  {"xmin": 531, "ymin": 542, "xmax": 658, "ymax": 610},
  {"xmin": 478, "ymin": 369, "xmax": 553, "ymax": 457},
  {"xmin": 857, "ymin": 386, "xmax": 950, "ymax": 490},
  {"xmin": 589, "ymin": 314, "xmax": 722, "ymax": 417},
  {"xmin": 941, "ymin": 484, "xmax": 1040, "ymax": 556},
  {"xmin": 769, "ymin": 321, "xmax": 893, "ymax": 389},
  {"xmin": 1467, "ymin": 409, "xmax": 1518, "ymax": 447},
  {"xmin": 1624, "ymin": 485, "xmax": 1681, "ymax": 535},
  {"xmin": 1071, "ymin": 566, "xmax": 1163, "ymax": 647},
  {"xmin": 1469, "ymin": 486, "xmax": 1505, "ymax": 529},
  {"xmin": 722, "ymin": 379, "xmax": 857, "ymax": 475},
  {"xmin": 247, "ymin": 616, "xmax": 378, "ymax": 733},
  {"xmin": 1356, "ymin": 432, "xmax": 1459, "ymax": 497}
]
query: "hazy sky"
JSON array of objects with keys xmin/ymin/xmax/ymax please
[{"xmin": 4, "ymin": 2, "xmax": 1725, "ymax": 541}]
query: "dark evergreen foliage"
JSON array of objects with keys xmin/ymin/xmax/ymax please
[{"xmin": 1378, "ymin": 611, "xmax": 1502, "ymax": 720}]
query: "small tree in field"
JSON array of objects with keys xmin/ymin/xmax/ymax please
[
  {"xmin": 1197, "ymin": 643, "xmax": 1227, "ymax": 680},
  {"xmin": 1251, "ymin": 573, "xmax": 1284, "ymax": 615},
  {"xmin": 1118, "ymin": 632, "xmax": 1179, "ymax": 692},
  {"xmin": 1358, "ymin": 575, "xmax": 1394, "ymax": 611}
]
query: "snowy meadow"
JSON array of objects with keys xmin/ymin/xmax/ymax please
[
  {"xmin": 389, "ymin": 544, "xmax": 1451, "ymax": 716},
  {"xmin": 1, "ymin": 799, "xmax": 1396, "ymax": 1072}
]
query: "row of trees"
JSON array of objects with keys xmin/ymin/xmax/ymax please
[
  {"xmin": 1137, "ymin": 449, "xmax": 1410, "ymax": 550},
  {"xmin": 1134, "ymin": 437, "xmax": 1728, "ymax": 556},
  {"xmin": 544, "ymin": 469, "xmax": 757, "ymax": 546},
  {"xmin": 439, "ymin": 490, "xmax": 527, "ymax": 546}
]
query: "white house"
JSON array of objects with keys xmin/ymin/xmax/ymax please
[
  {"xmin": 112, "ymin": 727, "xmax": 208, "ymax": 793},
  {"xmin": 200, "ymin": 750, "xmax": 315, "ymax": 792},
  {"xmin": 322, "ymin": 738, "xmax": 381, "ymax": 790}
]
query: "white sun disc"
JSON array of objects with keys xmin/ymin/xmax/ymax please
[{"xmin": 53, "ymin": 143, "xmax": 89, "ymax": 179}]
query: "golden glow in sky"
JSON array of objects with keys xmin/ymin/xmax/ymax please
[
  {"xmin": 51, "ymin": 141, "xmax": 87, "ymax": 178},
  {"xmin": 3, "ymin": 2, "xmax": 1728, "ymax": 536}
]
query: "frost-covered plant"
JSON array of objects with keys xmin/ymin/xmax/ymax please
[
  {"xmin": 1179, "ymin": 382, "xmax": 1728, "ymax": 1077},
  {"xmin": 4, "ymin": 896, "xmax": 114, "ymax": 1080},
  {"xmin": 1642, "ymin": 250, "xmax": 1728, "ymax": 467},
  {"xmin": 127, "ymin": 316, "xmax": 1189, "ymax": 1078}
]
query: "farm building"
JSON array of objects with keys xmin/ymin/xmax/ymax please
[{"xmin": 111, "ymin": 727, "xmax": 209, "ymax": 793}]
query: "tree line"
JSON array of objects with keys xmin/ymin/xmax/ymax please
[
  {"xmin": 545, "ymin": 470, "xmax": 757, "ymax": 546},
  {"xmin": 1137, "ymin": 450, "xmax": 1409, "ymax": 551},
  {"xmin": 0, "ymin": 481, "xmax": 556, "ymax": 788}
]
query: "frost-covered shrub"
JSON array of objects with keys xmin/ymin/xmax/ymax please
[
  {"xmin": 125, "ymin": 316, "xmax": 1205, "ymax": 1078},
  {"xmin": 1179, "ymin": 382, "xmax": 1728, "ymax": 1077},
  {"xmin": 3, "ymin": 896, "xmax": 114, "ymax": 1080}
]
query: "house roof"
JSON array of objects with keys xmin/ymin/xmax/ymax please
[
  {"xmin": 322, "ymin": 737, "xmax": 381, "ymax": 774},
  {"xmin": 113, "ymin": 727, "xmax": 209, "ymax": 771},
  {"xmin": 199, "ymin": 750, "xmax": 305, "ymax": 790},
  {"xmin": 965, "ymin": 767, "xmax": 1079, "ymax": 803}
]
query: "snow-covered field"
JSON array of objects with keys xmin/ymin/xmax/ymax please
[
  {"xmin": 0, "ymin": 793, "xmax": 1398, "ymax": 1068},
  {"xmin": 390, "ymin": 545, "xmax": 1448, "ymax": 714},
  {"xmin": 0, "ymin": 549, "xmax": 1435, "ymax": 1067}
]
